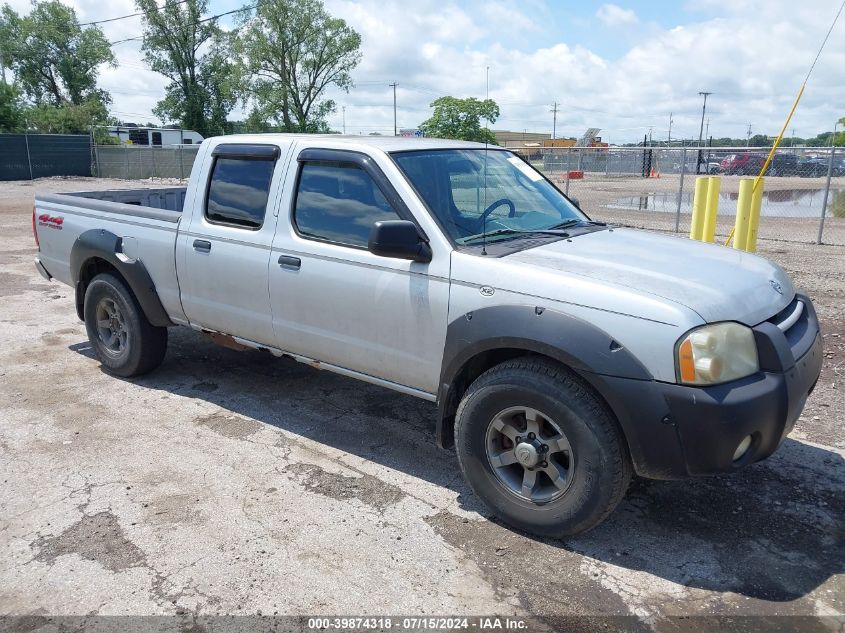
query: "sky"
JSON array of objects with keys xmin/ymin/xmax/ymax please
[{"xmin": 4, "ymin": 0, "xmax": 845, "ymax": 144}]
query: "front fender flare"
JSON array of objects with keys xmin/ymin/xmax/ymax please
[{"xmin": 435, "ymin": 305, "xmax": 688, "ymax": 479}]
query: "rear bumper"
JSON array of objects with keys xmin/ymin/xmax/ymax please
[
  {"xmin": 589, "ymin": 294, "xmax": 822, "ymax": 479},
  {"xmin": 34, "ymin": 255, "xmax": 52, "ymax": 280}
]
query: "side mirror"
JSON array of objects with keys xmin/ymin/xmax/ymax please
[
  {"xmin": 569, "ymin": 196, "xmax": 581, "ymax": 209},
  {"xmin": 368, "ymin": 220, "xmax": 432, "ymax": 263}
]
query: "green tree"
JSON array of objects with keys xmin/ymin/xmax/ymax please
[
  {"xmin": 835, "ymin": 117, "xmax": 845, "ymax": 147},
  {"xmin": 137, "ymin": 0, "xmax": 237, "ymax": 137},
  {"xmin": 26, "ymin": 99, "xmax": 110, "ymax": 133},
  {"xmin": 0, "ymin": 81, "xmax": 26, "ymax": 131},
  {"xmin": 419, "ymin": 96, "xmax": 499, "ymax": 144},
  {"xmin": 236, "ymin": 0, "xmax": 361, "ymax": 132},
  {"xmin": 0, "ymin": 1, "xmax": 114, "ymax": 106}
]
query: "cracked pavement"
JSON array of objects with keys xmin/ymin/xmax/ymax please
[{"xmin": 0, "ymin": 178, "xmax": 843, "ymax": 630}]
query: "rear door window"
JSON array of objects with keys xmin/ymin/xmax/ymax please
[{"xmin": 206, "ymin": 157, "xmax": 276, "ymax": 229}]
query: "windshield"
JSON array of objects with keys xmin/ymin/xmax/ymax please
[{"xmin": 392, "ymin": 149, "xmax": 586, "ymax": 245}]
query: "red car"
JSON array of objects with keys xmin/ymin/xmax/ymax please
[
  {"xmin": 721, "ymin": 153, "xmax": 764, "ymax": 175},
  {"xmin": 721, "ymin": 152, "xmax": 799, "ymax": 176}
]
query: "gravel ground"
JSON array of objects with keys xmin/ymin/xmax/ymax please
[{"xmin": 0, "ymin": 177, "xmax": 843, "ymax": 631}]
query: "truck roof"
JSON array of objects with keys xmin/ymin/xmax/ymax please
[{"xmin": 206, "ymin": 133, "xmax": 496, "ymax": 152}]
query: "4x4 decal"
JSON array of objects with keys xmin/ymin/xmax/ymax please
[{"xmin": 38, "ymin": 214, "xmax": 63, "ymax": 229}]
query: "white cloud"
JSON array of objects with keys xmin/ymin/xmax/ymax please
[
  {"xmin": 4, "ymin": 0, "xmax": 844, "ymax": 143},
  {"xmin": 480, "ymin": 1, "xmax": 539, "ymax": 33},
  {"xmin": 323, "ymin": 0, "xmax": 844, "ymax": 142},
  {"xmin": 596, "ymin": 4, "xmax": 639, "ymax": 27}
]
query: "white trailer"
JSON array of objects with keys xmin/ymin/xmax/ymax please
[{"xmin": 105, "ymin": 126, "xmax": 204, "ymax": 146}]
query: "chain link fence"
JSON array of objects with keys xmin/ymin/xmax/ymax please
[
  {"xmin": 94, "ymin": 145, "xmax": 200, "ymax": 180},
  {"xmin": 15, "ymin": 141, "xmax": 840, "ymax": 246},
  {"xmin": 534, "ymin": 146, "xmax": 844, "ymax": 245}
]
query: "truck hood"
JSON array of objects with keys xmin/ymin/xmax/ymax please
[{"xmin": 504, "ymin": 228, "xmax": 794, "ymax": 326}]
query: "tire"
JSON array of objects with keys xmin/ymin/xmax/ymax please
[
  {"xmin": 454, "ymin": 357, "xmax": 632, "ymax": 537},
  {"xmin": 83, "ymin": 272, "xmax": 168, "ymax": 377}
]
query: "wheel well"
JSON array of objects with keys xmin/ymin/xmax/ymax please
[
  {"xmin": 438, "ymin": 349, "xmax": 633, "ymax": 464},
  {"xmin": 438, "ymin": 348, "xmax": 556, "ymax": 449},
  {"xmin": 75, "ymin": 257, "xmax": 122, "ymax": 321}
]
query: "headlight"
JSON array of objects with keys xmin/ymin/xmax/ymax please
[{"xmin": 676, "ymin": 322, "xmax": 759, "ymax": 385}]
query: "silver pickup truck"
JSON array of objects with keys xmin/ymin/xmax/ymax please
[{"xmin": 33, "ymin": 134, "xmax": 823, "ymax": 536}]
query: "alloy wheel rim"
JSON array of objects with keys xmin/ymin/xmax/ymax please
[
  {"xmin": 484, "ymin": 406, "xmax": 574, "ymax": 504},
  {"xmin": 95, "ymin": 298, "xmax": 128, "ymax": 358}
]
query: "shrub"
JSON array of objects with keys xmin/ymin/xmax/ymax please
[{"xmin": 831, "ymin": 191, "xmax": 845, "ymax": 219}]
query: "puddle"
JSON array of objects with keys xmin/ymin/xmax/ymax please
[{"xmin": 607, "ymin": 188, "xmax": 844, "ymax": 218}]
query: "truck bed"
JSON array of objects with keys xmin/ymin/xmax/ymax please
[
  {"xmin": 34, "ymin": 186, "xmax": 188, "ymax": 324},
  {"xmin": 36, "ymin": 187, "xmax": 186, "ymax": 223}
]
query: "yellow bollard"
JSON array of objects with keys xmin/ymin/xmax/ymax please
[
  {"xmin": 733, "ymin": 179, "xmax": 754, "ymax": 251},
  {"xmin": 689, "ymin": 177, "xmax": 709, "ymax": 241},
  {"xmin": 702, "ymin": 176, "xmax": 721, "ymax": 242},
  {"xmin": 745, "ymin": 177, "xmax": 764, "ymax": 252}
]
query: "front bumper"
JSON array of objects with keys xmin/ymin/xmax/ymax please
[{"xmin": 589, "ymin": 293, "xmax": 822, "ymax": 479}]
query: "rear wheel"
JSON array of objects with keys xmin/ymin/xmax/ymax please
[
  {"xmin": 83, "ymin": 272, "xmax": 167, "ymax": 377},
  {"xmin": 454, "ymin": 357, "xmax": 632, "ymax": 537}
]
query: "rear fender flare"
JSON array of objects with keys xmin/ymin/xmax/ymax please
[{"xmin": 70, "ymin": 229, "xmax": 173, "ymax": 327}]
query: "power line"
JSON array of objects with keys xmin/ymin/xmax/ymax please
[
  {"xmin": 804, "ymin": 0, "xmax": 845, "ymax": 84},
  {"xmin": 110, "ymin": 3, "xmax": 259, "ymax": 45},
  {"xmin": 79, "ymin": 0, "xmax": 191, "ymax": 26}
]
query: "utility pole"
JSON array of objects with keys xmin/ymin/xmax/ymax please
[
  {"xmin": 342, "ymin": 106, "xmax": 346, "ymax": 134},
  {"xmin": 696, "ymin": 91, "xmax": 711, "ymax": 174},
  {"xmin": 746, "ymin": 123, "xmax": 752, "ymax": 147},
  {"xmin": 705, "ymin": 118, "xmax": 710, "ymax": 140},
  {"xmin": 667, "ymin": 112, "xmax": 673, "ymax": 146},
  {"xmin": 550, "ymin": 101, "xmax": 559, "ymax": 140},
  {"xmin": 389, "ymin": 82, "xmax": 397, "ymax": 136}
]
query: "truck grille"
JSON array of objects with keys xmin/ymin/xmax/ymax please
[{"xmin": 769, "ymin": 298, "xmax": 804, "ymax": 335}]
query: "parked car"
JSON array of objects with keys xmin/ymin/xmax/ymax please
[
  {"xmin": 674, "ymin": 158, "xmax": 721, "ymax": 174},
  {"xmin": 797, "ymin": 157, "xmax": 845, "ymax": 178},
  {"xmin": 33, "ymin": 135, "xmax": 822, "ymax": 537},
  {"xmin": 721, "ymin": 152, "xmax": 799, "ymax": 176},
  {"xmin": 767, "ymin": 153, "xmax": 800, "ymax": 176}
]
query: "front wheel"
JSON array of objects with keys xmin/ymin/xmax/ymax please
[
  {"xmin": 83, "ymin": 272, "xmax": 168, "ymax": 377},
  {"xmin": 454, "ymin": 358, "xmax": 631, "ymax": 537}
]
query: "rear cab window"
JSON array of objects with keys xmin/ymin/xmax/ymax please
[{"xmin": 205, "ymin": 145, "xmax": 279, "ymax": 229}]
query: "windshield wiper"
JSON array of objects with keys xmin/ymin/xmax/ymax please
[
  {"xmin": 460, "ymin": 227, "xmax": 572, "ymax": 245},
  {"xmin": 546, "ymin": 218, "xmax": 583, "ymax": 230},
  {"xmin": 460, "ymin": 217, "xmax": 590, "ymax": 245}
]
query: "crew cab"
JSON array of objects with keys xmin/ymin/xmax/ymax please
[{"xmin": 33, "ymin": 134, "xmax": 823, "ymax": 536}]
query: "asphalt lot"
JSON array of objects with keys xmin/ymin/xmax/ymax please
[{"xmin": 0, "ymin": 178, "xmax": 843, "ymax": 630}]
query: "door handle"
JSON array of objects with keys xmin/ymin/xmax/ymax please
[
  {"xmin": 193, "ymin": 239, "xmax": 211, "ymax": 253},
  {"xmin": 278, "ymin": 255, "xmax": 301, "ymax": 270}
]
